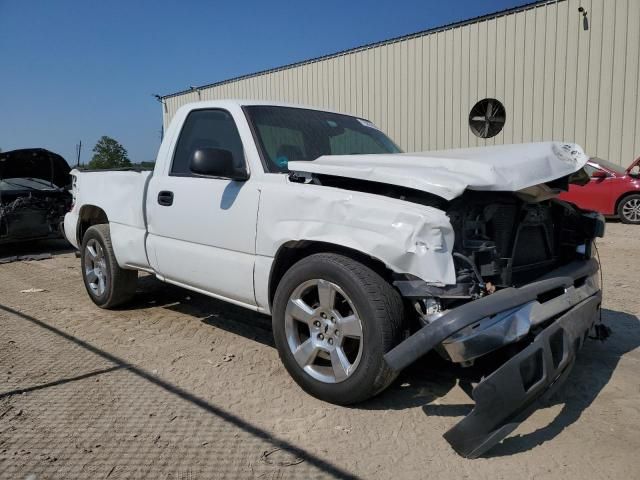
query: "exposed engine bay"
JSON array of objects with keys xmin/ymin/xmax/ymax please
[
  {"xmin": 0, "ymin": 149, "xmax": 72, "ymax": 245},
  {"xmin": 446, "ymin": 190, "xmax": 600, "ymax": 290}
]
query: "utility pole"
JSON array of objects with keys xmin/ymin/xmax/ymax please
[
  {"xmin": 153, "ymin": 94, "xmax": 166, "ymax": 141},
  {"xmin": 75, "ymin": 141, "xmax": 82, "ymax": 167}
]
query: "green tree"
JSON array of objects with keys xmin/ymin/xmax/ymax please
[{"xmin": 88, "ymin": 136, "xmax": 131, "ymax": 169}]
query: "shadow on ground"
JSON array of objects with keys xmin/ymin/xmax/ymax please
[
  {"xmin": 128, "ymin": 275, "xmax": 275, "ymax": 347},
  {"xmin": 0, "ymin": 238, "xmax": 74, "ymax": 260},
  {"xmin": 0, "ymin": 301, "xmax": 358, "ymax": 479}
]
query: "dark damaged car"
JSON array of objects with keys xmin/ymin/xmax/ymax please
[
  {"xmin": 63, "ymin": 101, "xmax": 606, "ymax": 458},
  {"xmin": 0, "ymin": 148, "xmax": 72, "ymax": 245}
]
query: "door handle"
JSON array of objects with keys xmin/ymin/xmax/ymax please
[{"xmin": 157, "ymin": 191, "xmax": 174, "ymax": 206}]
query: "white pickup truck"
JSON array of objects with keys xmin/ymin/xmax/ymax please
[{"xmin": 65, "ymin": 100, "xmax": 606, "ymax": 457}]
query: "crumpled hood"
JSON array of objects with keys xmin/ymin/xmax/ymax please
[
  {"xmin": 0, "ymin": 148, "xmax": 71, "ymax": 188},
  {"xmin": 288, "ymin": 142, "xmax": 588, "ymax": 201}
]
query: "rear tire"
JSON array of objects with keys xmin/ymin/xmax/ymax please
[
  {"xmin": 272, "ymin": 253, "xmax": 404, "ymax": 405},
  {"xmin": 618, "ymin": 194, "xmax": 640, "ymax": 224},
  {"xmin": 81, "ymin": 224, "xmax": 137, "ymax": 308}
]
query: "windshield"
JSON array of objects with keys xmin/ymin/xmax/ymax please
[
  {"xmin": 592, "ymin": 157, "xmax": 627, "ymax": 175},
  {"xmin": 244, "ymin": 106, "xmax": 402, "ymax": 172}
]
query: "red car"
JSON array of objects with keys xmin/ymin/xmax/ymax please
[{"xmin": 559, "ymin": 156, "xmax": 640, "ymax": 224}]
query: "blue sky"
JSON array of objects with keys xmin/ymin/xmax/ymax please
[{"xmin": 0, "ymin": 0, "xmax": 532, "ymax": 165}]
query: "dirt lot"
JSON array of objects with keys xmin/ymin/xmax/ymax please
[{"xmin": 1, "ymin": 224, "xmax": 638, "ymax": 479}]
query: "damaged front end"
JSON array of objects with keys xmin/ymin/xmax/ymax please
[
  {"xmin": 387, "ymin": 191, "xmax": 606, "ymax": 458},
  {"xmin": 287, "ymin": 141, "xmax": 605, "ymax": 456},
  {"xmin": 0, "ymin": 149, "xmax": 72, "ymax": 245}
]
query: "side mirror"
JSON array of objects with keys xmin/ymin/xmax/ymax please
[
  {"xmin": 591, "ymin": 170, "xmax": 609, "ymax": 179},
  {"xmin": 189, "ymin": 148, "xmax": 248, "ymax": 181}
]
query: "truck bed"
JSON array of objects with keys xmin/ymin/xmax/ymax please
[{"xmin": 65, "ymin": 169, "xmax": 152, "ymax": 269}]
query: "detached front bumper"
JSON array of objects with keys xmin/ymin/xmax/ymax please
[
  {"xmin": 445, "ymin": 293, "xmax": 600, "ymax": 457},
  {"xmin": 385, "ymin": 258, "xmax": 603, "ymax": 458}
]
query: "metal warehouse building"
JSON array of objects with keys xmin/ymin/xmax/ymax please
[{"xmin": 161, "ymin": 0, "xmax": 640, "ymax": 166}]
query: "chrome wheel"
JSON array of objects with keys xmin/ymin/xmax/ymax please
[
  {"xmin": 622, "ymin": 198, "xmax": 640, "ymax": 222},
  {"xmin": 84, "ymin": 239, "xmax": 108, "ymax": 296},
  {"xmin": 284, "ymin": 279, "xmax": 364, "ymax": 383}
]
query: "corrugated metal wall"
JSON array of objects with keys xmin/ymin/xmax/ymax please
[{"xmin": 163, "ymin": 0, "xmax": 640, "ymax": 165}]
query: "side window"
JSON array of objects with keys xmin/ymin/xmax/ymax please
[{"xmin": 171, "ymin": 109, "xmax": 245, "ymax": 176}]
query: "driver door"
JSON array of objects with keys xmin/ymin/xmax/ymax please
[{"xmin": 145, "ymin": 108, "xmax": 259, "ymax": 306}]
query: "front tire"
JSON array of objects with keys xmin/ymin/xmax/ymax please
[
  {"xmin": 81, "ymin": 224, "xmax": 138, "ymax": 308},
  {"xmin": 272, "ymin": 253, "xmax": 404, "ymax": 405},
  {"xmin": 618, "ymin": 194, "xmax": 640, "ymax": 224}
]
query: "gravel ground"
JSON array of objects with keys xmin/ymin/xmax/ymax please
[{"xmin": 0, "ymin": 224, "xmax": 638, "ymax": 479}]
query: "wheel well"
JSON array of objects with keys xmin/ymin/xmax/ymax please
[
  {"xmin": 77, "ymin": 205, "xmax": 108, "ymax": 244},
  {"xmin": 615, "ymin": 191, "xmax": 640, "ymax": 215},
  {"xmin": 268, "ymin": 241, "xmax": 394, "ymax": 309}
]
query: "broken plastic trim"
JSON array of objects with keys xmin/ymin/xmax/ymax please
[
  {"xmin": 384, "ymin": 259, "xmax": 599, "ymax": 373},
  {"xmin": 444, "ymin": 293, "xmax": 601, "ymax": 458}
]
